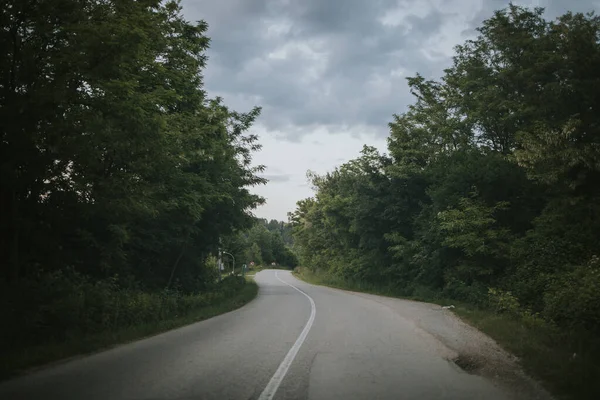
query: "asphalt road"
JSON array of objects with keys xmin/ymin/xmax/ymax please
[{"xmin": 0, "ymin": 270, "xmax": 518, "ymax": 400}]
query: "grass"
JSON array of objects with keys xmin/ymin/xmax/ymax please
[
  {"xmin": 454, "ymin": 307, "xmax": 600, "ymax": 400},
  {"xmin": 1, "ymin": 281, "xmax": 258, "ymax": 380},
  {"xmin": 293, "ymin": 267, "xmax": 600, "ymax": 400},
  {"xmin": 293, "ymin": 267, "xmax": 431, "ymax": 300}
]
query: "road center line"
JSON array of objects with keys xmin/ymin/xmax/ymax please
[{"xmin": 258, "ymin": 271, "xmax": 316, "ymax": 400}]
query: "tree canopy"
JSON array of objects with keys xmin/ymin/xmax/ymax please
[
  {"xmin": 0, "ymin": 0, "xmax": 265, "ymax": 291},
  {"xmin": 222, "ymin": 218, "xmax": 298, "ymax": 270},
  {"xmin": 291, "ymin": 4, "xmax": 600, "ymax": 334}
]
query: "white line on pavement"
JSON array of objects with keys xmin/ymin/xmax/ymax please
[{"xmin": 257, "ymin": 271, "xmax": 316, "ymax": 400}]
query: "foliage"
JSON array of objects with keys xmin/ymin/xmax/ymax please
[
  {"xmin": 247, "ymin": 243, "xmax": 264, "ymax": 266},
  {"xmin": 543, "ymin": 256, "xmax": 600, "ymax": 333},
  {"xmin": 222, "ymin": 218, "xmax": 298, "ymax": 269},
  {"xmin": 0, "ymin": 0, "xmax": 266, "ymax": 371},
  {"xmin": 0, "ymin": 273, "xmax": 256, "ymax": 378},
  {"xmin": 0, "ymin": 0, "xmax": 265, "ymax": 289},
  {"xmin": 0, "ymin": 271, "xmax": 248, "ymax": 362},
  {"xmin": 487, "ymin": 288, "xmax": 521, "ymax": 315},
  {"xmin": 290, "ymin": 9, "xmax": 600, "ymax": 397}
]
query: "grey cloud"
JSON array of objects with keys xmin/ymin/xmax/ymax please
[
  {"xmin": 183, "ymin": 0, "xmax": 600, "ymax": 141},
  {"xmin": 261, "ymin": 174, "xmax": 292, "ymax": 183},
  {"xmin": 284, "ymin": 0, "xmax": 395, "ymax": 34}
]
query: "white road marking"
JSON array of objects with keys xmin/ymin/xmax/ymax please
[{"xmin": 258, "ymin": 271, "xmax": 317, "ymax": 400}]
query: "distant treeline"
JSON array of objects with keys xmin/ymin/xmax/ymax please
[{"xmin": 223, "ymin": 219, "xmax": 298, "ymax": 269}]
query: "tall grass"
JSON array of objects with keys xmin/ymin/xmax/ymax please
[
  {"xmin": 0, "ymin": 272, "xmax": 257, "ymax": 379},
  {"xmin": 455, "ymin": 308, "xmax": 600, "ymax": 400}
]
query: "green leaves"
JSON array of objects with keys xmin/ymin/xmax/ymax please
[
  {"xmin": 0, "ymin": 0, "xmax": 265, "ymax": 289},
  {"xmin": 222, "ymin": 218, "xmax": 297, "ymax": 269},
  {"xmin": 449, "ymin": 5, "xmax": 600, "ymax": 189},
  {"xmin": 438, "ymin": 196, "xmax": 510, "ymax": 258},
  {"xmin": 289, "ymin": 4, "xmax": 600, "ymax": 336}
]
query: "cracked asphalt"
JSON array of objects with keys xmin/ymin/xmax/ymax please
[{"xmin": 0, "ymin": 270, "xmax": 541, "ymax": 400}]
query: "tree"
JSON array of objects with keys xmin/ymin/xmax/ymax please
[
  {"xmin": 290, "ymin": 4, "xmax": 600, "ymax": 332},
  {"xmin": 244, "ymin": 243, "xmax": 261, "ymax": 266},
  {"xmin": 0, "ymin": 0, "xmax": 265, "ymax": 290}
]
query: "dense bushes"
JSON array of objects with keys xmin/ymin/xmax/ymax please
[
  {"xmin": 223, "ymin": 219, "xmax": 298, "ymax": 269},
  {"xmin": 289, "ymin": 10, "xmax": 600, "ymax": 396},
  {"xmin": 543, "ymin": 257, "xmax": 600, "ymax": 333},
  {"xmin": 0, "ymin": 0, "xmax": 264, "ymax": 369},
  {"xmin": 0, "ymin": 271, "xmax": 246, "ymax": 353},
  {"xmin": 290, "ymin": 5, "xmax": 600, "ymax": 338}
]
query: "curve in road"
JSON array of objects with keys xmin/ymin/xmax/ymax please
[
  {"xmin": 0, "ymin": 270, "xmax": 548, "ymax": 400},
  {"xmin": 258, "ymin": 271, "xmax": 315, "ymax": 400}
]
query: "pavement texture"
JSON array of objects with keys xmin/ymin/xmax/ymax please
[{"xmin": 0, "ymin": 270, "xmax": 551, "ymax": 400}]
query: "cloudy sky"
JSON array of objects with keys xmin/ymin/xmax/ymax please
[{"xmin": 181, "ymin": 0, "xmax": 600, "ymax": 221}]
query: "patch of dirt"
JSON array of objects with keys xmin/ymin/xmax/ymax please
[
  {"xmin": 340, "ymin": 289, "xmax": 555, "ymax": 400},
  {"xmin": 452, "ymin": 354, "xmax": 482, "ymax": 373}
]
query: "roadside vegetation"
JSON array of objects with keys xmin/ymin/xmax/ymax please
[
  {"xmin": 218, "ymin": 218, "xmax": 298, "ymax": 279},
  {"xmin": 290, "ymin": 6, "xmax": 600, "ymax": 399},
  {"xmin": 294, "ymin": 267, "xmax": 598, "ymax": 399},
  {"xmin": 222, "ymin": 218, "xmax": 298, "ymax": 273},
  {"xmin": 1, "ymin": 276, "xmax": 257, "ymax": 379},
  {"xmin": 1, "ymin": 1, "xmax": 263, "ymax": 377}
]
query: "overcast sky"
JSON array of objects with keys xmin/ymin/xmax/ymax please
[{"xmin": 181, "ymin": 0, "xmax": 600, "ymax": 221}]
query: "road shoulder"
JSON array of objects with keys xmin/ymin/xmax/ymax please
[
  {"xmin": 2, "ymin": 281, "xmax": 258, "ymax": 381},
  {"xmin": 292, "ymin": 270, "xmax": 553, "ymax": 400}
]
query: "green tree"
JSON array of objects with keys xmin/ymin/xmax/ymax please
[
  {"xmin": 0, "ymin": 0, "xmax": 264, "ymax": 289},
  {"xmin": 247, "ymin": 243, "xmax": 263, "ymax": 266},
  {"xmin": 290, "ymin": 4, "xmax": 600, "ymax": 334}
]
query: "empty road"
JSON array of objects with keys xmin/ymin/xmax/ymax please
[{"xmin": 0, "ymin": 270, "xmax": 548, "ymax": 400}]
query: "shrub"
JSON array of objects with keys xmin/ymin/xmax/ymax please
[
  {"xmin": 488, "ymin": 288, "xmax": 521, "ymax": 315},
  {"xmin": 410, "ymin": 285, "xmax": 440, "ymax": 301},
  {"xmin": 543, "ymin": 256, "xmax": 600, "ymax": 333},
  {"xmin": 0, "ymin": 270, "xmax": 248, "ymax": 355},
  {"xmin": 442, "ymin": 278, "xmax": 487, "ymax": 305}
]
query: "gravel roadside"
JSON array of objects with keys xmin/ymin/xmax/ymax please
[{"xmin": 339, "ymin": 289, "xmax": 554, "ymax": 400}]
